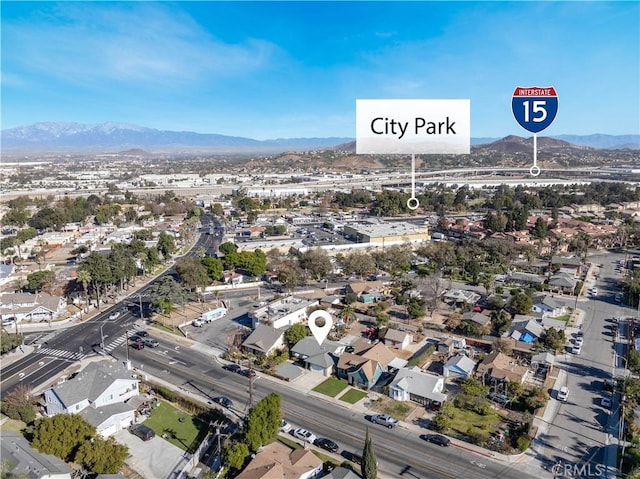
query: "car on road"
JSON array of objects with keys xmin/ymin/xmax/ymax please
[
  {"xmin": 615, "ymin": 293, "xmax": 622, "ymax": 303},
  {"xmin": 557, "ymin": 386, "xmax": 569, "ymax": 402},
  {"xmin": 130, "ymin": 342, "xmax": 144, "ymax": 350},
  {"xmin": 143, "ymin": 338, "xmax": 159, "ymax": 348},
  {"xmin": 129, "ymin": 335, "xmax": 142, "ymax": 343},
  {"xmin": 370, "ymin": 414, "xmax": 399, "ymax": 428},
  {"xmin": 292, "ymin": 428, "xmax": 316, "ymax": 444},
  {"xmin": 240, "ymin": 369, "xmax": 256, "ymax": 378},
  {"xmin": 590, "ymin": 287, "xmax": 598, "ymax": 296},
  {"xmin": 212, "ymin": 396, "xmax": 233, "ymax": 408},
  {"xmin": 280, "ymin": 420, "xmax": 292, "ymax": 433},
  {"xmin": 603, "ymin": 379, "xmax": 615, "ymax": 392},
  {"xmin": 108, "ymin": 311, "xmax": 121, "ymax": 320},
  {"xmin": 129, "ymin": 424, "xmax": 155, "ymax": 441},
  {"xmin": 422, "ymin": 434, "xmax": 451, "ymax": 447},
  {"xmin": 223, "ymin": 363, "xmax": 242, "ymax": 373},
  {"xmin": 135, "ymin": 330, "xmax": 149, "ymax": 337},
  {"xmin": 601, "ymin": 397, "xmax": 612, "ymax": 408},
  {"xmin": 315, "ymin": 438, "xmax": 339, "ymax": 453}
]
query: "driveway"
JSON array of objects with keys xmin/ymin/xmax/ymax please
[{"xmin": 114, "ymin": 428, "xmax": 187, "ymax": 479}]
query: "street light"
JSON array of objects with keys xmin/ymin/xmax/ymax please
[{"xmin": 100, "ymin": 322, "xmax": 106, "ymax": 352}]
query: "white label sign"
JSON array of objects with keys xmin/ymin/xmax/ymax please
[{"xmin": 356, "ymin": 99, "xmax": 470, "ymax": 154}]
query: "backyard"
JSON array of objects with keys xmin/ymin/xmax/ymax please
[
  {"xmin": 313, "ymin": 378, "xmax": 348, "ymax": 397},
  {"xmin": 143, "ymin": 400, "xmax": 209, "ymax": 453}
]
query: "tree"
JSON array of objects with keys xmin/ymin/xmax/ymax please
[
  {"xmin": 510, "ymin": 292, "xmax": 532, "ymax": 315},
  {"xmin": 361, "ymin": 428, "xmax": 377, "ymax": 479},
  {"xmin": 490, "ymin": 310, "xmax": 512, "ymax": 336},
  {"xmin": 32, "ymin": 414, "xmax": 96, "ymax": 462},
  {"xmin": 175, "ymin": 257, "xmax": 209, "ymax": 292},
  {"xmin": 492, "ymin": 338, "xmax": 514, "ymax": 356},
  {"xmin": 629, "ymin": 350, "xmax": 640, "ymax": 375},
  {"xmin": 223, "ymin": 442, "xmax": 249, "ymax": 470},
  {"xmin": 219, "ymin": 242, "xmax": 238, "ymax": 257},
  {"xmin": 298, "ymin": 249, "xmax": 332, "ymax": 280},
  {"xmin": 417, "ymin": 273, "xmax": 446, "ymax": 314},
  {"xmin": 25, "ymin": 270, "xmax": 56, "ymax": 292},
  {"xmin": 202, "ymin": 257, "xmax": 224, "ymax": 282},
  {"xmin": 157, "ymin": 232, "xmax": 177, "ymax": 259},
  {"xmin": 539, "ymin": 327, "xmax": 566, "ymax": 351},
  {"xmin": 431, "ymin": 402, "xmax": 454, "ymax": 431},
  {"xmin": 407, "ymin": 298, "xmax": 426, "ymax": 319},
  {"xmin": 245, "ymin": 393, "xmax": 282, "ymax": 451},
  {"xmin": 0, "ymin": 331, "xmax": 24, "ymax": 355},
  {"xmin": 342, "ymin": 252, "xmax": 377, "ymax": 278},
  {"xmin": 149, "ymin": 277, "xmax": 187, "ymax": 315},
  {"xmin": 76, "ymin": 269, "xmax": 92, "ymax": 311},
  {"xmin": 80, "ymin": 252, "xmax": 114, "ymax": 309},
  {"xmin": 0, "ymin": 384, "xmax": 36, "ymax": 424},
  {"xmin": 284, "ymin": 323, "xmax": 308, "ymax": 347},
  {"xmin": 531, "ymin": 217, "xmax": 548, "ymax": 240},
  {"xmin": 74, "ymin": 436, "xmax": 128, "ymax": 474}
]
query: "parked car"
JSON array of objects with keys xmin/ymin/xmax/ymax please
[
  {"xmin": 615, "ymin": 293, "xmax": 622, "ymax": 303},
  {"xmin": 571, "ymin": 345, "xmax": 582, "ymax": 355},
  {"xmin": 590, "ymin": 287, "xmax": 598, "ymax": 296},
  {"xmin": 129, "ymin": 424, "xmax": 155, "ymax": 441},
  {"xmin": 557, "ymin": 386, "xmax": 569, "ymax": 402},
  {"xmin": 143, "ymin": 338, "xmax": 159, "ymax": 348},
  {"xmin": 573, "ymin": 337, "xmax": 584, "ymax": 347},
  {"xmin": 240, "ymin": 369, "xmax": 256, "ymax": 378},
  {"xmin": 108, "ymin": 311, "xmax": 121, "ymax": 320},
  {"xmin": 280, "ymin": 420, "xmax": 292, "ymax": 433},
  {"xmin": 603, "ymin": 379, "xmax": 615, "ymax": 392},
  {"xmin": 422, "ymin": 434, "xmax": 451, "ymax": 447},
  {"xmin": 314, "ymin": 438, "xmax": 339, "ymax": 453},
  {"xmin": 601, "ymin": 397, "xmax": 612, "ymax": 408},
  {"xmin": 192, "ymin": 319, "xmax": 204, "ymax": 327},
  {"xmin": 223, "ymin": 363, "xmax": 242, "ymax": 373},
  {"xmin": 370, "ymin": 414, "xmax": 399, "ymax": 428},
  {"xmin": 213, "ymin": 396, "xmax": 233, "ymax": 408},
  {"xmin": 292, "ymin": 428, "xmax": 317, "ymax": 444}
]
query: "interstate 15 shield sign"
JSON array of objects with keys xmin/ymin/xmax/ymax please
[{"xmin": 511, "ymin": 86, "xmax": 558, "ymax": 133}]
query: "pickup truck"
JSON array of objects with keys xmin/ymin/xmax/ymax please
[{"xmin": 370, "ymin": 414, "xmax": 399, "ymax": 428}]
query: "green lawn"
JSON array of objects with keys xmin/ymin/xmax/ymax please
[
  {"xmin": 339, "ymin": 389, "xmax": 368, "ymax": 404},
  {"xmin": 0, "ymin": 416, "xmax": 25, "ymax": 433},
  {"xmin": 313, "ymin": 378, "xmax": 348, "ymax": 397},
  {"xmin": 143, "ymin": 400, "xmax": 208, "ymax": 453},
  {"xmin": 449, "ymin": 406, "xmax": 500, "ymax": 441}
]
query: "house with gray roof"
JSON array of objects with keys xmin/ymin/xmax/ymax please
[
  {"xmin": 508, "ymin": 272, "xmax": 545, "ymax": 286},
  {"xmin": 0, "ymin": 431, "xmax": 72, "ymax": 479},
  {"xmin": 290, "ymin": 337, "xmax": 345, "ymax": 376},
  {"xmin": 548, "ymin": 274, "xmax": 578, "ymax": 293},
  {"xmin": 461, "ymin": 311, "xmax": 491, "ymax": 327},
  {"xmin": 0, "ymin": 292, "xmax": 67, "ymax": 324},
  {"xmin": 443, "ymin": 354, "xmax": 477, "ymax": 379},
  {"xmin": 389, "ymin": 366, "xmax": 448, "ymax": 407},
  {"xmin": 42, "ymin": 361, "xmax": 139, "ymax": 437},
  {"xmin": 504, "ymin": 318, "xmax": 544, "ymax": 344},
  {"xmin": 241, "ymin": 323, "xmax": 285, "ymax": 356},
  {"xmin": 382, "ymin": 328, "xmax": 412, "ymax": 350},
  {"xmin": 532, "ymin": 295, "xmax": 567, "ymax": 318}
]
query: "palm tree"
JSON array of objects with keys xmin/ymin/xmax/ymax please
[
  {"xmin": 341, "ymin": 303, "xmax": 356, "ymax": 326},
  {"xmin": 76, "ymin": 269, "xmax": 92, "ymax": 313}
]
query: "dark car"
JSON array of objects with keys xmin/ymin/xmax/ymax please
[
  {"xmin": 423, "ymin": 434, "xmax": 451, "ymax": 447},
  {"xmin": 240, "ymin": 369, "xmax": 256, "ymax": 378},
  {"xmin": 129, "ymin": 424, "xmax": 155, "ymax": 441},
  {"xmin": 130, "ymin": 342, "xmax": 144, "ymax": 350},
  {"xmin": 135, "ymin": 330, "xmax": 150, "ymax": 338},
  {"xmin": 223, "ymin": 363, "xmax": 242, "ymax": 373},
  {"xmin": 603, "ymin": 379, "xmax": 615, "ymax": 392},
  {"xmin": 129, "ymin": 335, "xmax": 142, "ymax": 343},
  {"xmin": 213, "ymin": 396, "xmax": 233, "ymax": 408},
  {"xmin": 314, "ymin": 438, "xmax": 339, "ymax": 453}
]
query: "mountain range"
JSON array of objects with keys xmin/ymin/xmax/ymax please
[{"xmin": 1, "ymin": 122, "xmax": 638, "ymax": 154}]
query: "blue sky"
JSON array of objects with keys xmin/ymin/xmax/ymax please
[{"xmin": 2, "ymin": 1, "xmax": 638, "ymax": 139}]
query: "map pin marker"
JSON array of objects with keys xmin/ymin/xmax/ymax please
[{"xmin": 308, "ymin": 310, "xmax": 333, "ymax": 346}]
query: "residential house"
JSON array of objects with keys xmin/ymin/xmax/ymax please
[
  {"xmin": 437, "ymin": 338, "xmax": 454, "ymax": 355},
  {"xmin": 223, "ymin": 270, "xmax": 244, "ymax": 285},
  {"xmin": 476, "ymin": 351, "xmax": 530, "ymax": 385},
  {"xmin": 336, "ymin": 353, "xmax": 383, "ymax": 389},
  {"xmin": 0, "ymin": 292, "xmax": 67, "ymax": 324},
  {"xmin": 443, "ymin": 355, "xmax": 477, "ymax": 379},
  {"xmin": 442, "ymin": 289, "xmax": 481, "ymax": 306},
  {"xmin": 383, "ymin": 328, "xmax": 412, "ymax": 350},
  {"xmin": 389, "ymin": 366, "xmax": 448, "ymax": 407},
  {"xmin": 323, "ymin": 467, "xmax": 361, "ymax": 479},
  {"xmin": 290, "ymin": 337, "xmax": 345, "ymax": 377},
  {"xmin": 548, "ymin": 274, "xmax": 577, "ymax": 294},
  {"xmin": 0, "ymin": 263, "xmax": 16, "ymax": 287},
  {"xmin": 504, "ymin": 318, "xmax": 545, "ymax": 343},
  {"xmin": 551, "ymin": 256, "xmax": 583, "ymax": 274},
  {"xmin": 508, "ymin": 272, "xmax": 545, "ymax": 286},
  {"xmin": 241, "ymin": 324, "xmax": 285, "ymax": 356},
  {"xmin": 461, "ymin": 311, "xmax": 491, "ymax": 328},
  {"xmin": 532, "ymin": 296, "xmax": 567, "ymax": 318},
  {"xmin": 249, "ymin": 296, "xmax": 319, "ymax": 329},
  {"xmin": 0, "ymin": 431, "xmax": 72, "ymax": 479},
  {"xmin": 360, "ymin": 341, "xmax": 405, "ymax": 371},
  {"xmin": 43, "ymin": 361, "xmax": 139, "ymax": 437},
  {"xmin": 235, "ymin": 442, "xmax": 322, "ymax": 479},
  {"xmin": 346, "ymin": 280, "xmax": 386, "ymax": 303}
]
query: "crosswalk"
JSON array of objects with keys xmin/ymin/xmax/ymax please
[
  {"xmin": 36, "ymin": 348, "xmax": 86, "ymax": 361},
  {"xmin": 103, "ymin": 334, "xmax": 128, "ymax": 353}
]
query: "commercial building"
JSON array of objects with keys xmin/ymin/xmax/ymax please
[{"xmin": 343, "ymin": 220, "xmax": 430, "ymax": 246}]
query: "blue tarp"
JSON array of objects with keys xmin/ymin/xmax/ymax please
[{"xmin": 520, "ymin": 332, "xmax": 535, "ymax": 343}]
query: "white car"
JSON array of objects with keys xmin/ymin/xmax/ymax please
[
  {"xmin": 571, "ymin": 345, "xmax": 582, "ymax": 355},
  {"xmin": 601, "ymin": 397, "xmax": 612, "ymax": 408},
  {"xmin": 590, "ymin": 287, "xmax": 598, "ymax": 296},
  {"xmin": 280, "ymin": 420, "xmax": 292, "ymax": 433},
  {"xmin": 292, "ymin": 428, "xmax": 316, "ymax": 444},
  {"xmin": 574, "ymin": 337, "xmax": 584, "ymax": 347},
  {"xmin": 557, "ymin": 386, "xmax": 569, "ymax": 402},
  {"xmin": 108, "ymin": 311, "xmax": 121, "ymax": 320},
  {"xmin": 192, "ymin": 319, "xmax": 204, "ymax": 327}
]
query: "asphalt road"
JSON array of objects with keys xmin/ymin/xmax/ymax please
[
  {"xmin": 530, "ymin": 250, "xmax": 635, "ymax": 475},
  {"xmin": 111, "ymin": 340, "xmax": 540, "ymax": 479}
]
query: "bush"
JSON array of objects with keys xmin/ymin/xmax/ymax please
[
  {"xmin": 516, "ymin": 435, "xmax": 531, "ymax": 452},
  {"xmin": 154, "ymin": 386, "xmax": 177, "ymax": 402}
]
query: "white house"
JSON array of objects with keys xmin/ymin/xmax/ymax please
[
  {"xmin": 389, "ymin": 366, "xmax": 448, "ymax": 407},
  {"xmin": 43, "ymin": 361, "xmax": 139, "ymax": 437},
  {"xmin": 532, "ymin": 295, "xmax": 567, "ymax": 318},
  {"xmin": 0, "ymin": 292, "xmax": 67, "ymax": 324},
  {"xmin": 249, "ymin": 296, "xmax": 319, "ymax": 329},
  {"xmin": 443, "ymin": 354, "xmax": 477, "ymax": 379},
  {"xmin": 383, "ymin": 329, "xmax": 412, "ymax": 350}
]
